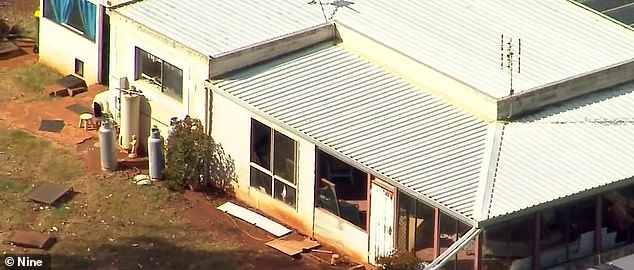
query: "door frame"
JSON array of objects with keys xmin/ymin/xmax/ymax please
[{"xmin": 368, "ymin": 177, "xmax": 397, "ymax": 264}]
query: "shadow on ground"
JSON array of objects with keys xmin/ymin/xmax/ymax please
[{"xmin": 51, "ymin": 236, "xmax": 328, "ymax": 270}]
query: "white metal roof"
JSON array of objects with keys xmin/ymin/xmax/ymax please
[
  {"xmin": 115, "ymin": 0, "xmax": 328, "ymax": 57},
  {"xmin": 211, "ymin": 44, "xmax": 489, "ymax": 219},
  {"xmin": 484, "ymin": 82, "xmax": 634, "ymax": 219},
  {"xmin": 117, "ymin": 1, "xmax": 634, "ymax": 99},
  {"xmin": 331, "ymin": 0, "xmax": 634, "ymax": 98}
]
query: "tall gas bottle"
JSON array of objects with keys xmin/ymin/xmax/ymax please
[
  {"xmin": 148, "ymin": 126, "xmax": 165, "ymax": 180},
  {"xmin": 99, "ymin": 119, "xmax": 118, "ymax": 171},
  {"xmin": 166, "ymin": 117, "xmax": 178, "ymax": 145},
  {"xmin": 119, "ymin": 90, "xmax": 140, "ymax": 150}
]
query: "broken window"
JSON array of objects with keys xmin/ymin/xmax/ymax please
[
  {"xmin": 134, "ymin": 47, "xmax": 183, "ymax": 99},
  {"xmin": 316, "ymin": 150, "xmax": 367, "ymax": 229},
  {"xmin": 250, "ymin": 119, "xmax": 297, "ymax": 208}
]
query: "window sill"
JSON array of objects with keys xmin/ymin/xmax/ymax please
[{"xmin": 248, "ymin": 181, "xmax": 298, "ymax": 211}]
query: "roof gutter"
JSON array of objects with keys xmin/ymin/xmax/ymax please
[
  {"xmin": 206, "ymin": 81, "xmax": 477, "ymax": 226},
  {"xmin": 478, "ymin": 175, "xmax": 634, "ymax": 227},
  {"xmin": 424, "ymin": 227, "xmax": 481, "ymax": 270}
]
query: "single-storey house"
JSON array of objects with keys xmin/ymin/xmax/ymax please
[
  {"xmin": 76, "ymin": 0, "xmax": 634, "ymax": 269},
  {"xmin": 38, "ymin": 0, "xmax": 116, "ymax": 85}
]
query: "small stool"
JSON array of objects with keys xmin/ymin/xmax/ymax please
[{"xmin": 78, "ymin": 113, "xmax": 95, "ymax": 131}]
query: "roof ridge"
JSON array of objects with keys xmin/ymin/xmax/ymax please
[
  {"xmin": 485, "ymin": 124, "xmax": 506, "ymax": 220},
  {"xmin": 472, "ymin": 122, "xmax": 505, "ymax": 222}
]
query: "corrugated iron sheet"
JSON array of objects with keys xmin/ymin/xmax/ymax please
[
  {"xmin": 115, "ymin": 0, "xmax": 329, "ymax": 57},
  {"xmin": 117, "ymin": 1, "xmax": 634, "ymax": 99},
  {"xmin": 213, "ymin": 44, "xmax": 488, "ymax": 219},
  {"xmin": 332, "ymin": 0, "xmax": 634, "ymax": 98},
  {"xmin": 486, "ymin": 81, "xmax": 634, "ymax": 219}
]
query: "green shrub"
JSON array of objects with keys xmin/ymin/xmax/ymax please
[
  {"xmin": 163, "ymin": 116, "xmax": 236, "ymax": 195},
  {"xmin": 376, "ymin": 250, "xmax": 425, "ymax": 270}
]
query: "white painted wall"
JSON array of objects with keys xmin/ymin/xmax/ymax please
[
  {"xmin": 108, "ymin": 12, "xmax": 209, "ymax": 150},
  {"xmin": 38, "ymin": 0, "xmax": 101, "ymax": 85},
  {"xmin": 211, "ymin": 91, "xmax": 317, "ymax": 235}
]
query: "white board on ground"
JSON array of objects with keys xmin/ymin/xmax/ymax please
[{"xmin": 217, "ymin": 202, "xmax": 291, "ymax": 237}]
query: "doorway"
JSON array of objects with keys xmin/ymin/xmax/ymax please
[
  {"xmin": 369, "ymin": 181, "xmax": 395, "ymax": 264},
  {"xmin": 99, "ymin": 5, "xmax": 110, "ymax": 85}
]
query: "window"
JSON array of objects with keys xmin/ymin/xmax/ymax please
[
  {"xmin": 250, "ymin": 119, "xmax": 298, "ymax": 208},
  {"xmin": 316, "ymin": 150, "xmax": 367, "ymax": 229},
  {"xmin": 396, "ymin": 192, "xmax": 435, "ymax": 262},
  {"xmin": 134, "ymin": 47, "xmax": 183, "ymax": 99},
  {"xmin": 74, "ymin": 58, "xmax": 84, "ymax": 77},
  {"xmin": 43, "ymin": 0, "xmax": 96, "ymax": 41}
]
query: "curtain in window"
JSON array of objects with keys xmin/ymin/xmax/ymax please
[
  {"xmin": 78, "ymin": 0, "xmax": 96, "ymax": 40},
  {"xmin": 51, "ymin": 0, "xmax": 74, "ymax": 24}
]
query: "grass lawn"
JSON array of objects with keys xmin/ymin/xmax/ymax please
[
  {"xmin": 0, "ymin": 128, "xmax": 243, "ymax": 270},
  {"xmin": 0, "ymin": 63, "xmax": 62, "ymax": 103}
]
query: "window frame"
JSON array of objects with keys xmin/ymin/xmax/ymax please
[
  {"xmin": 249, "ymin": 119, "xmax": 299, "ymax": 209},
  {"xmin": 134, "ymin": 47, "xmax": 184, "ymax": 100}
]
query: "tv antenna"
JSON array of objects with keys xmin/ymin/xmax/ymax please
[{"xmin": 500, "ymin": 34, "xmax": 521, "ymax": 96}]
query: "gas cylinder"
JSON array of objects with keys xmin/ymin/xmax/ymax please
[{"xmin": 148, "ymin": 126, "xmax": 165, "ymax": 180}]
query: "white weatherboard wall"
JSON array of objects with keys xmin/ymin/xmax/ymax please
[
  {"xmin": 108, "ymin": 12, "xmax": 208, "ymax": 149},
  {"xmin": 211, "ymin": 91, "xmax": 317, "ymax": 236},
  {"xmin": 39, "ymin": 0, "xmax": 100, "ymax": 85}
]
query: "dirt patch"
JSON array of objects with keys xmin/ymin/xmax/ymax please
[{"xmin": 181, "ymin": 191, "xmax": 332, "ymax": 270}]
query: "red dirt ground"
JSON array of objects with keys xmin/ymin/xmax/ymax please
[{"xmin": 0, "ymin": 45, "xmax": 352, "ymax": 270}]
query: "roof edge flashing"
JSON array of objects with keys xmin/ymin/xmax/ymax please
[
  {"xmin": 209, "ymin": 22, "xmax": 337, "ymax": 79},
  {"xmin": 479, "ymin": 175, "xmax": 634, "ymax": 227},
  {"xmin": 498, "ymin": 58, "xmax": 634, "ymax": 120},
  {"xmin": 472, "ymin": 122, "xmax": 506, "ymax": 222}
]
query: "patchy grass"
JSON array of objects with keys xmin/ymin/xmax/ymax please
[
  {"xmin": 0, "ymin": 127, "xmax": 252, "ymax": 270},
  {"xmin": 12, "ymin": 63, "xmax": 62, "ymax": 93},
  {"xmin": 0, "ymin": 63, "xmax": 62, "ymax": 103},
  {"xmin": 0, "ymin": 129, "xmax": 82, "ymax": 184},
  {"xmin": 0, "ymin": 176, "xmax": 30, "ymax": 193}
]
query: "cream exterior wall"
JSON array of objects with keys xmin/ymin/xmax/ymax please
[
  {"xmin": 38, "ymin": 0, "xmax": 101, "ymax": 85},
  {"xmin": 108, "ymin": 12, "xmax": 208, "ymax": 150},
  {"xmin": 211, "ymin": 91, "xmax": 318, "ymax": 238}
]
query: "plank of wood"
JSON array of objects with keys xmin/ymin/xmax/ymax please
[
  {"xmin": 266, "ymin": 238, "xmax": 320, "ymax": 256},
  {"xmin": 217, "ymin": 202, "xmax": 291, "ymax": 237}
]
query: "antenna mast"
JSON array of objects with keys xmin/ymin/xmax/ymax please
[{"xmin": 500, "ymin": 34, "xmax": 521, "ymax": 96}]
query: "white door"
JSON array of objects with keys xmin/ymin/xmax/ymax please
[{"xmin": 369, "ymin": 182, "xmax": 395, "ymax": 264}]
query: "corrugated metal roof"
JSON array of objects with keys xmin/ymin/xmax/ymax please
[
  {"xmin": 332, "ymin": 0, "xmax": 634, "ymax": 98},
  {"xmin": 212, "ymin": 44, "xmax": 489, "ymax": 219},
  {"xmin": 485, "ymin": 81, "xmax": 634, "ymax": 219},
  {"xmin": 115, "ymin": 0, "xmax": 328, "ymax": 57},
  {"xmin": 117, "ymin": 1, "xmax": 634, "ymax": 99}
]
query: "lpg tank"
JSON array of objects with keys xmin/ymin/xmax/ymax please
[
  {"xmin": 99, "ymin": 119, "xmax": 118, "ymax": 171},
  {"xmin": 118, "ymin": 91, "xmax": 140, "ymax": 150},
  {"xmin": 148, "ymin": 126, "xmax": 165, "ymax": 180}
]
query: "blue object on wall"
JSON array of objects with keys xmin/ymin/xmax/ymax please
[
  {"xmin": 51, "ymin": 0, "xmax": 73, "ymax": 24},
  {"xmin": 78, "ymin": 0, "xmax": 96, "ymax": 41}
]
